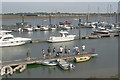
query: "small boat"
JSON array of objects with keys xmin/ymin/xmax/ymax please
[
  {"xmin": 58, "ymin": 21, "xmax": 73, "ymax": 30},
  {"xmin": 42, "ymin": 61, "xmax": 57, "ymax": 66},
  {"xmin": 47, "ymin": 31, "xmax": 76, "ymax": 43},
  {"xmin": 40, "ymin": 25, "xmax": 49, "ymax": 31},
  {"xmin": 92, "ymin": 27, "xmax": 109, "ymax": 34},
  {"xmin": 33, "ymin": 25, "xmax": 41, "ymax": 31},
  {"xmin": 13, "ymin": 64, "xmax": 26, "ymax": 72},
  {"xmin": 57, "ymin": 59, "xmax": 75, "ymax": 70},
  {"xmin": 1, "ymin": 66, "xmax": 13, "ymax": 76},
  {"xmin": 23, "ymin": 27, "xmax": 33, "ymax": 32},
  {"xmin": 74, "ymin": 56, "xmax": 91, "ymax": 62}
]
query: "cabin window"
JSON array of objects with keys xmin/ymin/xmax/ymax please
[
  {"xmin": 3, "ymin": 37, "xmax": 13, "ymax": 41},
  {"xmin": 11, "ymin": 42, "xmax": 13, "ymax": 43},
  {"xmin": 0, "ymin": 37, "xmax": 2, "ymax": 39},
  {"xmin": 16, "ymin": 41, "xmax": 19, "ymax": 43},
  {"xmin": 60, "ymin": 33, "xmax": 63, "ymax": 37}
]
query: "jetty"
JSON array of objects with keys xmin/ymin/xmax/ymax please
[
  {"xmin": 30, "ymin": 33, "xmax": 120, "ymax": 43},
  {"xmin": 0, "ymin": 52, "xmax": 98, "ymax": 76}
]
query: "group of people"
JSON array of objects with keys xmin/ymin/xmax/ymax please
[{"xmin": 42, "ymin": 44, "xmax": 86, "ymax": 59}]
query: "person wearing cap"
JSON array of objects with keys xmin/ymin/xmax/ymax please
[{"xmin": 82, "ymin": 44, "xmax": 86, "ymax": 54}]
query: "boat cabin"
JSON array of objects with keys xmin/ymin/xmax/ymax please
[{"xmin": 59, "ymin": 31, "xmax": 69, "ymax": 37}]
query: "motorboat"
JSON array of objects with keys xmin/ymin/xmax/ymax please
[
  {"xmin": 33, "ymin": 25, "xmax": 41, "ymax": 31},
  {"xmin": 40, "ymin": 26, "xmax": 49, "ymax": 31},
  {"xmin": 58, "ymin": 21, "xmax": 73, "ymax": 30},
  {"xmin": 0, "ymin": 30, "xmax": 31, "ymax": 47},
  {"xmin": 47, "ymin": 31, "xmax": 76, "ymax": 43},
  {"xmin": 92, "ymin": 29, "xmax": 109, "ymax": 34},
  {"xmin": 42, "ymin": 61, "xmax": 57, "ymax": 66},
  {"xmin": 74, "ymin": 56, "xmax": 91, "ymax": 62},
  {"xmin": 23, "ymin": 27, "xmax": 33, "ymax": 32}
]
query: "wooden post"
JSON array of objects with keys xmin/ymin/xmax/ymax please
[
  {"xmin": 49, "ymin": 14, "xmax": 51, "ymax": 26},
  {"xmin": 86, "ymin": 15, "xmax": 89, "ymax": 23},
  {"xmin": 116, "ymin": 13, "xmax": 118, "ymax": 25},
  {"xmin": 78, "ymin": 18, "xmax": 81, "ymax": 39},
  {"xmin": 26, "ymin": 49, "xmax": 30, "ymax": 61}
]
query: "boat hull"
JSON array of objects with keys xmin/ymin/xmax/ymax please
[
  {"xmin": 74, "ymin": 56, "xmax": 91, "ymax": 62},
  {"xmin": 47, "ymin": 37, "xmax": 75, "ymax": 43},
  {"xmin": 0, "ymin": 42, "xmax": 25, "ymax": 47},
  {"xmin": 0, "ymin": 38, "xmax": 31, "ymax": 47}
]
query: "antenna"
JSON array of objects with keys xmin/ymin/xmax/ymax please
[
  {"xmin": 86, "ymin": 4, "xmax": 90, "ymax": 23},
  {"xmin": 97, "ymin": 7, "xmax": 100, "ymax": 21},
  {"xmin": 110, "ymin": 4, "xmax": 112, "ymax": 24}
]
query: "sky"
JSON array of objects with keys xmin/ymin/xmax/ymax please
[
  {"xmin": 1, "ymin": 1, "xmax": 119, "ymax": 13},
  {"xmin": 1, "ymin": 0, "xmax": 120, "ymax": 2}
]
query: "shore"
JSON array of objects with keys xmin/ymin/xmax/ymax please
[{"xmin": 1, "ymin": 14, "xmax": 117, "ymax": 20}]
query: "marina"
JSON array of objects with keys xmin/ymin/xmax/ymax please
[
  {"xmin": 0, "ymin": 2, "xmax": 119, "ymax": 79},
  {"xmin": 1, "ymin": 17, "xmax": 119, "ymax": 78}
]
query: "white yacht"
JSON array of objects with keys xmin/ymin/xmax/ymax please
[
  {"xmin": 40, "ymin": 25, "xmax": 49, "ymax": 31},
  {"xmin": 0, "ymin": 30, "xmax": 31, "ymax": 47},
  {"xmin": 47, "ymin": 31, "xmax": 76, "ymax": 43}
]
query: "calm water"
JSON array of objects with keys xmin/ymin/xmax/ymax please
[{"xmin": 1, "ymin": 17, "xmax": 118, "ymax": 78}]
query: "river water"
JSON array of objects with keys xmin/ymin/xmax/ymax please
[{"xmin": 1, "ymin": 17, "xmax": 118, "ymax": 78}]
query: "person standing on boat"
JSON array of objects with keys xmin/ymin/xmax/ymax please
[
  {"xmin": 42, "ymin": 49, "xmax": 45, "ymax": 59},
  {"xmin": 47, "ymin": 47, "xmax": 51, "ymax": 58},
  {"xmin": 64, "ymin": 46, "xmax": 68, "ymax": 56},
  {"xmin": 82, "ymin": 44, "xmax": 86, "ymax": 54},
  {"xmin": 59, "ymin": 46, "xmax": 64, "ymax": 56},
  {"xmin": 53, "ymin": 47, "xmax": 56, "ymax": 57}
]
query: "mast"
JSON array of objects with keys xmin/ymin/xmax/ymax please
[
  {"xmin": 86, "ymin": 5, "xmax": 90, "ymax": 23},
  {"xmin": 109, "ymin": 4, "xmax": 112, "ymax": 24},
  {"xmin": 97, "ymin": 7, "xmax": 100, "ymax": 22},
  {"xmin": 22, "ymin": 14, "xmax": 24, "ymax": 25},
  {"xmin": 116, "ymin": 12, "xmax": 118, "ymax": 25},
  {"xmin": 49, "ymin": 14, "xmax": 52, "ymax": 26},
  {"xmin": 78, "ymin": 18, "xmax": 81, "ymax": 39}
]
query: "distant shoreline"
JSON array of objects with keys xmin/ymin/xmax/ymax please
[{"xmin": 1, "ymin": 14, "xmax": 117, "ymax": 20}]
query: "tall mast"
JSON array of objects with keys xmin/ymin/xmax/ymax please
[
  {"xmin": 97, "ymin": 7, "xmax": 100, "ymax": 21},
  {"xmin": 22, "ymin": 14, "xmax": 24, "ymax": 25},
  {"xmin": 110, "ymin": 4, "xmax": 112, "ymax": 24},
  {"xmin": 86, "ymin": 5, "xmax": 90, "ymax": 23},
  {"xmin": 49, "ymin": 14, "xmax": 51, "ymax": 26}
]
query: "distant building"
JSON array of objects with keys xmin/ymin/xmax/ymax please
[{"xmin": 118, "ymin": 1, "xmax": 120, "ymax": 26}]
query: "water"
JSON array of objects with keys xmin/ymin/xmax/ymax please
[{"xmin": 1, "ymin": 17, "xmax": 118, "ymax": 78}]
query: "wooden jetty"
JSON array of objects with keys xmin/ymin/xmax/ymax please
[
  {"xmin": 0, "ymin": 52, "xmax": 98, "ymax": 76},
  {"xmin": 1, "ymin": 52, "xmax": 98, "ymax": 67},
  {"xmin": 30, "ymin": 33, "xmax": 120, "ymax": 43}
]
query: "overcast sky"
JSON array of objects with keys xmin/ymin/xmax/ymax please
[
  {"xmin": 1, "ymin": 0, "xmax": 120, "ymax": 2},
  {"xmin": 2, "ymin": 2, "xmax": 119, "ymax": 13}
]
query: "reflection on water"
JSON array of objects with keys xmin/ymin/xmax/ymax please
[{"xmin": 2, "ymin": 45, "xmax": 29, "ymax": 61}]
